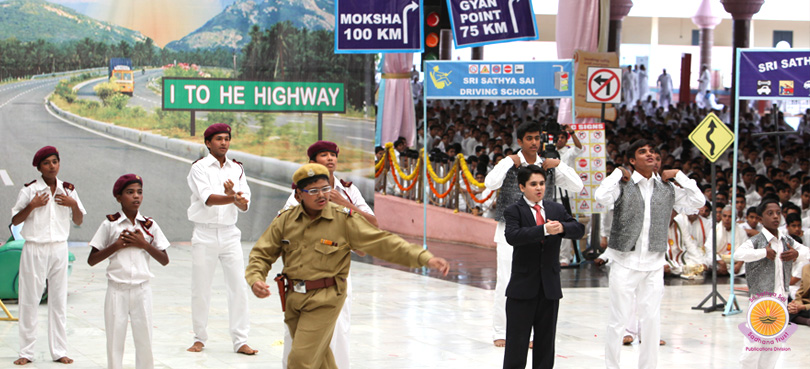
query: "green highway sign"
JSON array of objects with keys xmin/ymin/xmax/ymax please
[{"xmin": 162, "ymin": 78, "xmax": 345, "ymax": 113}]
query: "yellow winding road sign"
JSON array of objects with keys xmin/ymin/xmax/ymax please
[{"xmin": 688, "ymin": 113, "xmax": 735, "ymax": 163}]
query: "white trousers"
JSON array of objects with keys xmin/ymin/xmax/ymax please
[
  {"xmin": 492, "ymin": 240, "xmax": 511, "ymax": 341},
  {"xmin": 191, "ymin": 225, "xmax": 250, "ymax": 351},
  {"xmin": 105, "ymin": 281, "xmax": 153, "ymax": 369},
  {"xmin": 605, "ymin": 263, "xmax": 664, "ymax": 369},
  {"xmin": 18, "ymin": 241, "xmax": 69, "ymax": 361},
  {"xmin": 282, "ymin": 276, "xmax": 352, "ymax": 369},
  {"xmin": 739, "ymin": 331, "xmax": 783, "ymax": 368},
  {"xmin": 559, "ymin": 239, "xmax": 574, "ymax": 264}
]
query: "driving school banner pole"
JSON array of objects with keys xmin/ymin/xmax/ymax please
[{"xmin": 725, "ymin": 48, "xmax": 810, "ymax": 316}]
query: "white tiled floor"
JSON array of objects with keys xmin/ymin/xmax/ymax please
[{"xmin": 2, "ymin": 243, "xmax": 809, "ymax": 368}]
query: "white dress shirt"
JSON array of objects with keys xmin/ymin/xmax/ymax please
[
  {"xmin": 12, "ymin": 177, "xmax": 86, "ymax": 243},
  {"xmin": 187, "ymin": 154, "xmax": 251, "ymax": 225},
  {"xmin": 523, "ymin": 197, "xmax": 548, "ymax": 234},
  {"xmin": 735, "ymin": 228, "xmax": 810, "ymax": 296},
  {"xmin": 89, "ymin": 212, "xmax": 170, "ymax": 285},
  {"xmin": 594, "ymin": 169, "xmax": 705, "ymax": 271},
  {"xmin": 484, "ymin": 150, "xmax": 583, "ymax": 193},
  {"xmin": 284, "ymin": 175, "xmax": 374, "ymax": 216}
]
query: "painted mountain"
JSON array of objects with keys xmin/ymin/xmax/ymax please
[
  {"xmin": 0, "ymin": 0, "xmax": 147, "ymax": 43},
  {"xmin": 165, "ymin": 0, "xmax": 334, "ymax": 51}
]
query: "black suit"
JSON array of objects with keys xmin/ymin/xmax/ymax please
[{"xmin": 502, "ymin": 199, "xmax": 585, "ymax": 369}]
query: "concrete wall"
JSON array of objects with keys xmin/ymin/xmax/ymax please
[{"xmin": 374, "ymin": 194, "xmax": 496, "ymax": 249}]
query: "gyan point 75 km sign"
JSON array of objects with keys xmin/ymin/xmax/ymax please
[
  {"xmin": 335, "ymin": 0, "xmax": 423, "ymax": 53},
  {"xmin": 162, "ymin": 78, "xmax": 345, "ymax": 113},
  {"xmin": 447, "ymin": 0, "xmax": 538, "ymax": 48}
]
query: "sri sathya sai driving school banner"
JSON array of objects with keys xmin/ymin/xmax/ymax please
[
  {"xmin": 335, "ymin": 0, "xmax": 423, "ymax": 53},
  {"xmin": 424, "ymin": 60, "xmax": 573, "ymax": 99},
  {"xmin": 738, "ymin": 49, "xmax": 810, "ymax": 100},
  {"xmin": 446, "ymin": 0, "xmax": 538, "ymax": 48}
]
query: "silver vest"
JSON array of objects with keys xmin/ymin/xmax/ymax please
[
  {"xmin": 745, "ymin": 233, "xmax": 794, "ymax": 297},
  {"xmin": 607, "ymin": 177, "xmax": 675, "ymax": 253}
]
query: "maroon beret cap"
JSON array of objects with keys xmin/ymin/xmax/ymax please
[
  {"xmin": 204, "ymin": 123, "xmax": 231, "ymax": 141},
  {"xmin": 113, "ymin": 174, "xmax": 143, "ymax": 196},
  {"xmin": 307, "ymin": 140, "xmax": 339, "ymax": 160},
  {"xmin": 32, "ymin": 146, "xmax": 59, "ymax": 167}
]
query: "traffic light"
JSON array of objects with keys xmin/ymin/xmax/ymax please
[{"xmin": 422, "ymin": 0, "xmax": 450, "ymax": 69}]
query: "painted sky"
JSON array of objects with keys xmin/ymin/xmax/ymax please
[{"xmin": 45, "ymin": 0, "xmax": 237, "ymax": 47}]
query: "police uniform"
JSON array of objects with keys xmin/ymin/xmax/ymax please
[
  {"xmin": 12, "ymin": 146, "xmax": 86, "ymax": 362},
  {"xmin": 88, "ymin": 174, "xmax": 170, "ymax": 369},
  {"xmin": 280, "ymin": 141, "xmax": 373, "ymax": 369},
  {"xmin": 186, "ymin": 124, "xmax": 252, "ymax": 352},
  {"xmin": 246, "ymin": 164, "xmax": 434, "ymax": 369}
]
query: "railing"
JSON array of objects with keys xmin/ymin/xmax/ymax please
[{"xmin": 375, "ymin": 142, "xmax": 497, "ymax": 214}]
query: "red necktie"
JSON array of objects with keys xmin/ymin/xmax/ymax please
[{"xmin": 533, "ymin": 204, "xmax": 545, "ymax": 226}]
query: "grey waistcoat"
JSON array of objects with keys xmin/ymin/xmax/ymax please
[
  {"xmin": 745, "ymin": 233, "xmax": 794, "ymax": 297},
  {"xmin": 493, "ymin": 162, "xmax": 558, "ymax": 222},
  {"xmin": 607, "ymin": 177, "xmax": 675, "ymax": 253},
  {"xmin": 494, "ymin": 166, "xmax": 522, "ymax": 222}
]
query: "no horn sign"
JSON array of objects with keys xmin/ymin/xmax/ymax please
[{"xmin": 586, "ymin": 67, "xmax": 622, "ymax": 104}]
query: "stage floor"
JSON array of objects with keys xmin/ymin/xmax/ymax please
[{"xmin": 1, "ymin": 242, "xmax": 808, "ymax": 368}]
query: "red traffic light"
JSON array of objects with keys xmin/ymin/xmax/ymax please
[
  {"xmin": 425, "ymin": 32, "xmax": 439, "ymax": 48},
  {"xmin": 427, "ymin": 12, "xmax": 440, "ymax": 28}
]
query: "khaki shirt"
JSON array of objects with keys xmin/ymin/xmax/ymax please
[{"xmin": 246, "ymin": 202, "xmax": 433, "ymax": 294}]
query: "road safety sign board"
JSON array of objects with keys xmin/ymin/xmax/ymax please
[
  {"xmin": 586, "ymin": 67, "xmax": 622, "ymax": 104},
  {"xmin": 688, "ymin": 113, "xmax": 735, "ymax": 163}
]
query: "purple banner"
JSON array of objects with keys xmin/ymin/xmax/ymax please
[
  {"xmin": 739, "ymin": 50, "xmax": 810, "ymax": 100},
  {"xmin": 335, "ymin": 0, "xmax": 423, "ymax": 53},
  {"xmin": 446, "ymin": 0, "xmax": 538, "ymax": 48}
]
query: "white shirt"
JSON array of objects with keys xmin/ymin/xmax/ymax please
[
  {"xmin": 485, "ymin": 150, "xmax": 583, "ymax": 244},
  {"xmin": 735, "ymin": 228, "xmax": 810, "ymax": 296},
  {"xmin": 89, "ymin": 212, "xmax": 170, "ymax": 285},
  {"xmin": 284, "ymin": 175, "xmax": 374, "ymax": 216},
  {"xmin": 558, "ymin": 145, "xmax": 583, "ymax": 170},
  {"xmin": 12, "ymin": 177, "xmax": 86, "ymax": 243},
  {"xmin": 594, "ymin": 169, "xmax": 705, "ymax": 271},
  {"xmin": 706, "ymin": 222, "xmax": 749, "ymax": 266},
  {"xmin": 523, "ymin": 196, "xmax": 548, "ymax": 234},
  {"xmin": 484, "ymin": 150, "xmax": 583, "ymax": 193},
  {"xmin": 187, "ymin": 154, "xmax": 251, "ymax": 225}
]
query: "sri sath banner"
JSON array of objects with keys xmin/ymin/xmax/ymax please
[
  {"xmin": 446, "ymin": 0, "xmax": 538, "ymax": 48},
  {"xmin": 424, "ymin": 60, "xmax": 573, "ymax": 100},
  {"xmin": 334, "ymin": 0, "xmax": 423, "ymax": 53},
  {"xmin": 738, "ymin": 49, "xmax": 810, "ymax": 100}
]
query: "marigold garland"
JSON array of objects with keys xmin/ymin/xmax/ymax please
[
  {"xmin": 389, "ymin": 159, "xmax": 418, "ymax": 192},
  {"xmin": 426, "ymin": 170, "xmax": 457, "ymax": 199},
  {"xmin": 461, "ymin": 170, "xmax": 496, "ymax": 203},
  {"xmin": 457, "ymin": 154, "xmax": 485, "ymax": 189},
  {"xmin": 422, "ymin": 148, "xmax": 457, "ymax": 184},
  {"xmin": 387, "ymin": 143, "xmax": 420, "ymax": 181}
]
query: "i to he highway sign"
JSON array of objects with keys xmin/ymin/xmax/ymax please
[
  {"xmin": 586, "ymin": 67, "xmax": 622, "ymax": 104},
  {"xmin": 688, "ymin": 112, "xmax": 735, "ymax": 163}
]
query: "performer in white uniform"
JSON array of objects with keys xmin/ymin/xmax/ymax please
[
  {"xmin": 88, "ymin": 174, "xmax": 170, "ymax": 369},
  {"xmin": 280, "ymin": 141, "xmax": 377, "ymax": 369},
  {"xmin": 186, "ymin": 123, "xmax": 257, "ymax": 355},
  {"xmin": 485, "ymin": 121, "xmax": 583, "ymax": 347},
  {"xmin": 12, "ymin": 146, "xmax": 85, "ymax": 366},
  {"xmin": 595, "ymin": 140, "xmax": 703, "ymax": 369}
]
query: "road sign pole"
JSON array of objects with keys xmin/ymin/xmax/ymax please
[
  {"xmin": 190, "ymin": 110, "xmax": 196, "ymax": 137},
  {"xmin": 693, "ymin": 161, "xmax": 726, "ymax": 313},
  {"xmin": 318, "ymin": 112, "xmax": 323, "ymax": 141},
  {"xmin": 724, "ymin": 48, "xmax": 743, "ymax": 316}
]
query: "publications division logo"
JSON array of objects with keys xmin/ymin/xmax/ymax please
[{"xmin": 739, "ymin": 293, "xmax": 797, "ymax": 351}]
